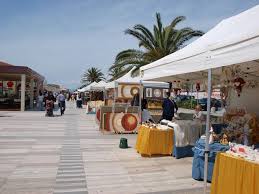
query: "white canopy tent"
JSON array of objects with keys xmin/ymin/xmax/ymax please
[
  {"xmin": 104, "ymin": 81, "xmax": 115, "ymax": 89},
  {"xmin": 140, "ymin": 5, "xmax": 259, "ymax": 194},
  {"xmin": 90, "ymin": 80, "xmax": 107, "ymax": 91},
  {"xmin": 78, "ymin": 82, "xmax": 98, "ymax": 92},
  {"xmin": 116, "ymin": 66, "xmax": 169, "ymax": 88}
]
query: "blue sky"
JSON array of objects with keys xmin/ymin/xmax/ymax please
[{"xmin": 0, "ymin": 0, "xmax": 259, "ymax": 89}]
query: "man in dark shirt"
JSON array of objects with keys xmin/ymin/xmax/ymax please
[
  {"xmin": 162, "ymin": 92, "xmax": 178, "ymax": 121},
  {"xmin": 131, "ymin": 92, "xmax": 140, "ymax": 106}
]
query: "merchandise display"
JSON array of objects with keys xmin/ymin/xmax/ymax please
[
  {"xmin": 226, "ymin": 143, "xmax": 259, "ymax": 163},
  {"xmin": 98, "ymin": 106, "xmax": 140, "ymax": 134},
  {"xmin": 221, "ymin": 110, "xmax": 259, "ymax": 145}
]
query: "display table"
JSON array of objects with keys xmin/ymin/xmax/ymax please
[
  {"xmin": 135, "ymin": 125, "xmax": 174, "ymax": 156},
  {"xmin": 192, "ymin": 139, "xmax": 229, "ymax": 182},
  {"xmin": 211, "ymin": 153, "xmax": 259, "ymax": 194},
  {"xmin": 169, "ymin": 120, "xmax": 204, "ymax": 159}
]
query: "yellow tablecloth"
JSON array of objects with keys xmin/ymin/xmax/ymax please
[
  {"xmin": 135, "ymin": 125, "xmax": 173, "ymax": 156},
  {"xmin": 211, "ymin": 153, "xmax": 259, "ymax": 194}
]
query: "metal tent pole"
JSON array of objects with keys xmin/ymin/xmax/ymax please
[
  {"xmin": 112, "ymin": 82, "xmax": 117, "ymax": 113},
  {"xmin": 139, "ymin": 80, "xmax": 143, "ymax": 123},
  {"xmin": 191, "ymin": 83, "xmax": 194, "ymax": 109},
  {"xmin": 204, "ymin": 68, "xmax": 212, "ymax": 194}
]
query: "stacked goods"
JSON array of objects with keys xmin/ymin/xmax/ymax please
[{"xmin": 227, "ymin": 143, "xmax": 259, "ymax": 163}]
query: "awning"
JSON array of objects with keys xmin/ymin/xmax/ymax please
[
  {"xmin": 90, "ymin": 80, "xmax": 107, "ymax": 91},
  {"xmin": 116, "ymin": 66, "xmax": 169, "ymax": 88},
  {"xmin": 78, "ymin": 81, "xmax": 98, "ymax": 92}
]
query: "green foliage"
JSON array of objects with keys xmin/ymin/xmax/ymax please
[
  {"xmin": 108, "ymin": 66, "xmax": 128, "ymax": 81},
  {"xmin": 176, "ymin": 98, "xmax": 197, "ymax": 110},
  {"xmin": 110, "ymin": 13, "xmax": 204, "ymax": 76},
  {"xmin": 81, "ymin": 67, "xmax": 104, "ymax": 84}
]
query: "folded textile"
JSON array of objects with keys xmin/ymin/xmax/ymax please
[{"xmin": 168, "ymin": 120, "xmax": 203, "ymax": 147}]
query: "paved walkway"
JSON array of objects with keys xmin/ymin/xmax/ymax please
[{"xmin": 0, "ymin": 102, "xmax": 207, "ymax": 194}]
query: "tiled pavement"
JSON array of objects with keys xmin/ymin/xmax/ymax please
[
  {"xmin": 53, "ymin": 116, "xmax": 87, "ymax": 194},
  {"xmin": 0, "ymin": 102, "xmax": 207, "ymax": 194}
]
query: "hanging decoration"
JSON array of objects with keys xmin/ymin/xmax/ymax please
[
  {"xmin": 196, "ymin": 82, "xmax": 200, "ymax": 92},
  {"xmin": 173, "ymin": 80, "xmax": 181, "ymax": 90},
  {"xmin": 230, "ymin": 65, "xmax": 245, "ymax": 79},
  {"xmin": 7, "ymin": 81, "xmax": 14, "ymax": 88},
  {"xmin": 221, "ymin": 67, "xmax": 232, "ymax": 87},
  {"xmin": 220, "ymin": 86, "xmax": 229, "ymax": 100},
  {"xmin": 173, "ymin": 88, "xmax": 181, "ymax": 95},
  {"xmin": 246, "ymin": 80, "xmax": 258, "ymax": 89},
  {"xmin": 233, "ymin": 77, "xmax": 246, "ymax": 97}
]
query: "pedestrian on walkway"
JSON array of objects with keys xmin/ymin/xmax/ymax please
[
  {"xmin": 57, "ymin": 91, "xmax": 66, "ymax": 115},
  {"xmin": 45, "ymin": 92, "xmax": 55, "ymax": 117},
  {"xmin": 37, "ymin": 91, "xmax": 44, "ymax": 111}
]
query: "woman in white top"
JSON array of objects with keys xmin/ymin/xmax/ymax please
[{"xmin": 193, "ymin": 105, "xmax": 204, "ymax": 121}]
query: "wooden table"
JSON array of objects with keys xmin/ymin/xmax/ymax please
[{"xmin": 135, "ymin": 125, "xmax": 174, "ymax": 156}]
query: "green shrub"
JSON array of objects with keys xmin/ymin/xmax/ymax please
[{"xmin": 176, "ymin": 99, "xmax": 197, "ymax": 110}]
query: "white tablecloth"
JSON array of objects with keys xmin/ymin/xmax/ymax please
[{"xmin": 168, "ymin": 120, "xmax": 203, "ymax": 147}]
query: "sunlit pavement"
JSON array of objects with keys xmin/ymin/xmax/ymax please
[{"xmin": 0, "ymin": 102, "xmax": 207, "ymax": 194}]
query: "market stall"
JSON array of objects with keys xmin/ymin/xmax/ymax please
[
  {"xmin": 79, "ymin": 81, "xmax": 106, "ymax": 114},
  {"xmin": 140, "ymin": 5, "xmax": 259, "ymax": 193},
  {"xmin": 103, "ymin": 81, "xmax": 115, "ymax": 106},
  {"xmin": 115, "ymin": 67, "xmax": 169, "ymax": 121},
  {"xmin": 135, "ymin": 124, "xmax": 173, "ymax": 156},
  {"xmin": 98, "ymin": 67, "xmax": 169, "ymax": 134}
]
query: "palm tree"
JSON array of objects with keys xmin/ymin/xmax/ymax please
[
  {"xmin": 110, "ymin": 13, "xmax": 204, "ymax": 75},
  {"xmin": 81, "ymin": 67, "xmax": 104, "ymax": 84},
  {"xmin": 108, "ymin": 65, "xmax": 128, "ymax": 81}
]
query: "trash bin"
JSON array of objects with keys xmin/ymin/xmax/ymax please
[{"xmin": 119, "ymin": 138, "xmax": 128, "ymax": 149}]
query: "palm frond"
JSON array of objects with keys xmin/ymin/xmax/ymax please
[
  {"xmin": 169, "ymin": 16, "xmax": 186, "ymax": 29},
  {"xmin": 133, "ymin": 24, "xmax": 156, "ymax": 47},
  {"xmin": 125, "ymin": 29, "xmax": 154, "ymax": 50}
]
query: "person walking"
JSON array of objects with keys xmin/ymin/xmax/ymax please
[
  {"xmin": 76, "ymin": 94, "xmax": 83, "ymax": 108},
  {"xmin": 161, "ymin": 92, "xmax": 178, "ymax": 121},
  {"xmin": 57, "ymin": 91, "xmax": 66, "ymax": 115},
  {"xmin": 45, "ymin": 92, "xmax": 56, "ymax": 117},
  {"xmin": 37, "ymin": 91, "xmax": 44, "ymax": 111}
]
